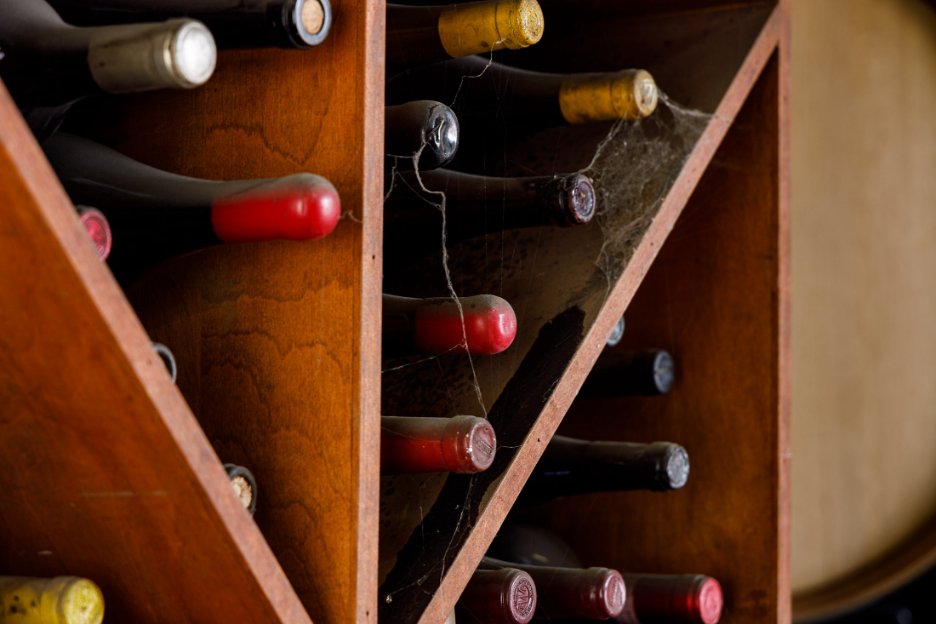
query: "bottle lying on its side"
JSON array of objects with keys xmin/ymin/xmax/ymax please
[
  {"xmin": 224, "ymin": 463, "xmax": 258, "ymax": 517},
  {"xmin": 515, "ymin": 435, "xmax": 690, "ymax": 509},
  {"xmin": 42, "ymin": 133, "xmax": 341, "ymax": 282},
  {"xmin": 0, "ymin": 575, "xmax": 105, "ymax": 624},
  {"xmin": 0, "ymin": 0, "xmax": 217, "ymax": 110},
  {"xmin": 386, "ymin": 0, "xmax": 544, "ymax": 75},
  {"xmin": 382, "ymin": 415, "xmax": 497, "ymax": 475},
  {"xmin": 457, "ymin": 566, "xmax": 538, "ymax": 624},
  {"xmin": 479, "ymin": 556, "xmax": 626, "ymax": 621},
  {"xmin": 388, "ymin": 55, "xmax": 658, "ymax": 132},
  {"xmin": 386, "ymin": 100, "xmax": 460, "ymax": 172},
  {"xmin": 47, "ymin": 0, "xmax": 332, "ymax": 49},
  {"xmin": 382, "ymin": 293, "xmax": 517, "ymax": 358}
]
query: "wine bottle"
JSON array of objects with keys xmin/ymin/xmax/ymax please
[
  {"xmin": 381, "ymin": 415, "xmax": 497, "ymax": 474},
  {"xmin": 386, "ymin": 169, "xmax": 595, "ymax": 230},
  {"xmin": 0, "ymin": 0, "xmax": 217, "ymax": 109},
  {"xmin": 457, "ymin": 567, "xmax": 537, "ymax": 624},
  {"xmin": 616, "ymin": 574, "xmax": 722, "ymax": 624},
  {"xmin": 382, "ymin": 293, "xmax": 517, "ymax": 357},
  {"xmin": 384, "ymin": 169, "xmax": 595, "ymax": 272},
  {"xmin": 46, "ymin": 0, "xmax": 332, "ymax": 49},
  {"xmin": 152, "ymin": 342, "xmax": 177, "ymax": 384},
  {"xmin": 0, "ymin": 576, "xmax": 104, "ymax": 624},
  {"xmin": 224, "ymin": 463, "xmax": 258, "ymax": 516},
  {"xmin": 578, "ymin": 350, "xmax": 675, "ymax": 399},
  {"xmin": 516, "ymin": 436, "xmax": 689, "ymax": 507},
  {"xmin": 605, "ymin": 317, "xmax": 625, "ymax": 348},
  {"xmin": 488, "ymin": 522, "xmax": 583, "ymax": 569},
  {"xmin": 387, "ymin": 56, "xmax": 658, "ymax": 130},
  {"xmin": 481, "ymin": 557, "xmax": 625, "ymax": 620},
  {"xmin": 43, "ymin": 133, "xmax": 341, "ymax": 280},
  {"xmin": 385, "ymin": 100, "xmax": 460, "ymax": 171},
  {"xmin": 76, "ymin": 206, "xmax": 112, "ymax": 260},
  {"xmin": 386, "ymin": 0, "xmax": 544, "ymax": 75}
]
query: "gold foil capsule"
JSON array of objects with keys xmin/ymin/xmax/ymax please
[
  {"xmin": 0, "ymin": 575, "xmax": 104, "ymax": 624},
  {"xmin": 438, "ymin": 0, "xmax": 544, "ymax": 59},
  {"xmin": 559, "ymin": 69, "xmax": 659, "ymax": 124}
]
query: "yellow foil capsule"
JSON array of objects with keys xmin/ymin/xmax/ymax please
[
  {"xmin": 438, "ymin": 0, "xmax": 544, "ymax": 59},
  {"xmin": 559, "ymin": 69, "xmax": 659, "ymax": 124},
  {"xmin": 0, "ymin": 576, "xmax": 104, "ymax": 624}
]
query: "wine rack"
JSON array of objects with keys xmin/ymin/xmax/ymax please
[{"xmin": 0, "ymin": 1, "xmax": 789, "ymax": 624}]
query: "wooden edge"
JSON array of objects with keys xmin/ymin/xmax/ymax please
[
  {"xmin": 792, "ymin": 520, "xmax": 936, "ymax": 622},
  {"xmin": 0, "ymin": 82, "xmax": 312, "ymax": 624},
  {"xmin": 777, "ymin": 1, "xmax": 792, "ymax": 623},
  {"xmin": 355, "ymin": 0, "xmax": 386, "ymax": 620},
  {"xmin": 412, "ymin": 7, "xmax": 786, "ymax": 624}
]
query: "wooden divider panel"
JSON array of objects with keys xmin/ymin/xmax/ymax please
[
  {"xmin": 63, "ymin": 1, "xmax": 385, "ymax": 622},
  {"xmin": 0, "ymin": 85, "xmax": 310, "ymax": 624}
]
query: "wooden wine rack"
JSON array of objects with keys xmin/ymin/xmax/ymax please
[{"xmin": 0, "ymin": 1, "xmax": 789, "ymax": 624}]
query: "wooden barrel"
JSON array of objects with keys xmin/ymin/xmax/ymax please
[{"xmin": 791, "ymin": 0, "xmax": 936, "ymax": 620}]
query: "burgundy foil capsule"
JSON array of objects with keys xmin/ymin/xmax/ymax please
[
  {"xmin": 620, "ymin": 574, "xmax": 722, "ymax": 624},
  {"xmin": 481, "ymin": 558, "xmax": 625, "ymax": 620},
  {"xmin": 76, "ymin": 206, "xmax": 112, "ymax": 259},
  {"xmin": 383, "ymin": 294, "xmax": 518, "ymax": 356},
  {"xmin": 458, "ymin": 568, "xmax": 538, "ymax": 624},
  {"xmin": 381, "ymin": 415, "xmax": 497, "ymax": 474}
]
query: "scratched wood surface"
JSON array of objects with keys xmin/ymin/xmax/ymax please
[
  {"xmin": 376, "ymin": 5, "xmax": 788, "ymax": 624},
  {"xmin": 538, "ymin": 52, "xmax": 789, "ymax": 624},
  {"xmin": 0, "ymin": 83, "xmax": 311, "ymax": 623},
  {"xmin": 63, "ymin": 1, "xmax": 385, "ymax": 623}
]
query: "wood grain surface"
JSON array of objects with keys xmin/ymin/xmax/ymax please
[
  {"xmin": 0, "ymin": 83, "xmax": 311, "ymax": 623},
  {"xmin": 376, "ymin": 6, "xmax": 787, "ymax": 624},
  {"xmin": 63, "ymin": 0, "xmax": 385, "ymax": 622},
  {"xmin": 790, "ymin": 0, "xmax": 936, "ymax": 619},
  {"xmin": 540, "ymin": 50, "xmax": 787, "ymax": 624}
]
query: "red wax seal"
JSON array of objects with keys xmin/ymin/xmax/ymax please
[
  {"xmin": 78, "ymin": 207, "xmax": 112, "ymax": 260},
  {"xmin": 211, "ymin": 174, "xmax": 341, "ymax": 244},
  {"xmin": 413, "ymin": 294, "xmax": 517, "ymax": 355}
]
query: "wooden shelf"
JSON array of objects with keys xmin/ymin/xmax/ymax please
[{"xmin": 0, "ymin": 1, "xmax": 788, "ymax": 624}]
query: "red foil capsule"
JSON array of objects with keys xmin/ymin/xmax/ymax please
[
  {"xmin": 481, "ymin": 558, "xmax": 625, "ymax": 620},
  {"xmin": 619, "ymin": 574, "xmax": 723, "ymax": 624},
  {"xmin": 211, "ymin": 175, "xmax": 341, "ymax": 244},
  {"xmin": 413, "ymin": 294, "xmax": 517, "ymax": 355},
  {"xmin": 383, "ymin": 293, "xmax": 518, "ymax": 356},
  {"xmin": 458, "ymin": 568, "xmax": 538, "ymax": 624},
  {"xmin": 380, "ymin": 415, "xmax": 497, "ymax": 474},
  {"xmin": 76, "ymin": 206, "xmax": 112, "ymax": 260}
]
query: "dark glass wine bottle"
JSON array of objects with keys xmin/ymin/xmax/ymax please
[
  {"xmin": 516, "ymin": 436, "xmax": 689, "ymax": 508},
  {"xmin": 382, "ymin": 415, "xmax": 497, "ymax": 474},
  {"xmin": 457, "ymin": 567, "xmax": 538, "ymax": 624},
  {"xmin": 385, "ymin": 100, "xmax": 460, "ymax": 171},
  {"xmin": 386, "ymin": 0, "xmax": 544, "ymax": 75},
  {"xmin": 382, "ymin": 293, "xmax": 517, "ymax": 357},
  {"xmin": 488, "ymin": 522, "xmax": 583, "ymax": 569},
  {"xmin": 387, "ymin": 55, "xmax": 658, "ymax": 130},
  {"xmin": 0, "ymin": 0, "xmax": 217, "ymax": 109},
  {"xmin": 76, "ymin": 206, "xmax": 112, "ymax": 260},
  {"xmin": 47, "ymin": 0, "xmax": 332, "ymax": 49},
  {"xmin": 384, "ymin": 169, "xmax": 594, "ymax": 273},
  {"xmin": 224, "ymin": 463, "xmax": 258, "ymax": 517},
  {"xmin": 0, "ymin": 576, "xmax": 104, "ymax": 624},
  {"xmin": 480, "ymin": 557, "xmax": 626, "ymax": 620},
  {"xmin": 616, "ymin": 574, "xmax": 723, "ymax": 624},
  {"xmin": 578, "ymin": 350, "xmax": 675, "ymax": 399},
  {"xmin": 43, "ymin": 133, "xmax": 341, "ymax": 281}
]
